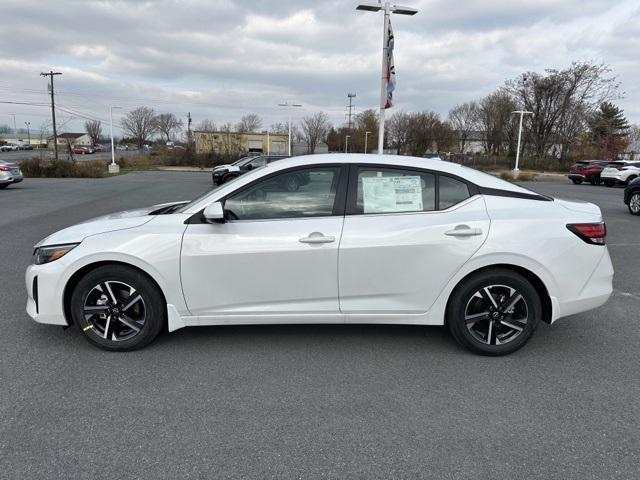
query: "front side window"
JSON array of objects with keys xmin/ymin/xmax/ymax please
[
  {"xmin": 224, "ymin": 167, "xmax": 340, "ymax": 220},
  {"xmin": 247, "ymin": 157, "xmax": 267, "ymax": 169},
  {"xmin": 355, "ymin": 168, "xmax": 435, "ymax": 214}
]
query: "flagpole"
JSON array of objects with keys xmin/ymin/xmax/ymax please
[{"xmin": 378, "ymin": 2, "xmax": 390, "ymax": 155}]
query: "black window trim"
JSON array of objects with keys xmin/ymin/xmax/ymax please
[{"xmin": 186, "ymin": 163, "xmax": 349, "ymax": 224}]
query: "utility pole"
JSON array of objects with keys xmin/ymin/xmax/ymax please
[
  {"xmin": 109, "ymin": 106, "xmax": 122, "ymax": 173},
  {"xmin": 187, "ymin": 112, "xmax": 192, "ymax": 145},
  {"xmin": 345, "ymin": 135, "xmax": 351, "ymax": 153},
  {"xmin": 278, "ymin": 101, "xmax": 303, "ymax": 156},
  {"xmin": 40, "ymin": 71, "xmax": 62, "ymax": 160},
  {"xmin": 346, "ymin": 93, "xmax": 356, "ymax": 131}
]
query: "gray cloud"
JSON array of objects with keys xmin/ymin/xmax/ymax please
[{"xmin": 0, "ymin": 0, "xmax": 637, "ymax": 135}]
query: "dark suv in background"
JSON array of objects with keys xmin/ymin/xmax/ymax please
[
  {"xmin": 568, "ymin": 160, "xmax": 609, "ymax": 185},
  {"xmin": 212, "ymin": 155, "xmax": 288, "ymax": 185}
]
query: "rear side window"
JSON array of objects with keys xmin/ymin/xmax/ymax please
[
  {"xmin": 355, "ymin": 167, "xmax": 435, "ymax": 214},
  {"xmin": 439, "ymin": 176, "xmax": 470, "ymax": 209}
]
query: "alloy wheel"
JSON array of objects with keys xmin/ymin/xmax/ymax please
[
  {"xmin": 630, "ymin": 193, "xmax": 640, "ymax": 215},
  {"xmin": 464, "ymin": 285, "xmax": 528, "ymax": 346},
  {"xmin": 83, "ymin": 280, "xmax": 146, "ymax": 341}
]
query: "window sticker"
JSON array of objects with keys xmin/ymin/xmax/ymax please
[{"xmin": 362, "ymin": 176, "xmax": 423, "ymax": 213}]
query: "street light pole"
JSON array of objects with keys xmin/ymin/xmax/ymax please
[
  {"xmin": 364, "ymin": 131, "xmax": 371, "ymax": 153},
  {"xmin": 109, "ymin": 106, "xmax": 122, "ymax": 174},
  {"xmin": 278, "ymin": 102, "xmax": 302, "ymax": 156},
  {"xmin": 512, "ymin": 110, "xmax": 533, "ymax": 173},
  {"xmin": 356, "ymin": 2, "xmax": 417, "ymax": 155},
  {"xmin": 25, "ymin": 122, "xmax": 31, "ymax": 144},
  {"xmin": 345, "ymin": 135, "xmax": 351, "ymax": 153}
]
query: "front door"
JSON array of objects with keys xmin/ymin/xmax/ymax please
[
  {"xmin": 338, "ymin": 165, "xmax": 490, "ymax": 316},
  {"xmin": 181, "ymin": 165, "xmax": 347, "ymax": 320}
]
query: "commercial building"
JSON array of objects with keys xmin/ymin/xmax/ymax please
[{"xmin": 195, "ymin": 131, "xmax": 288, "ymax": 156}]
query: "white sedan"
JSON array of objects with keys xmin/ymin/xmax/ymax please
[{"xmin": 25, "ymin": 154, "xmax": 613, "ymax": 355}]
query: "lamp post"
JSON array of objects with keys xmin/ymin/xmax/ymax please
[
  {"xmin": 109, "ymin": 106, "xmax": 122, "ymax": 174},
  {"xmin": 25, "ymin": 122, "xmax": 31, "ymax": 144},
  {"xmin": 364, "ymin": 131, "xmax": 371, "ymax": 153},
  {"xmin": 278, "ymin": 102, "xmax": 302, "ymax": 156},
  {"xmin": 512, "ymin": 110, "xmax": 533, "ymax": 173},
  {"xmin": 356, "ymin": 2, "xmax": 417, "ymax": 155},
  {"xmin": 345, "ymin": 135, "xmax": 351, "ymax": 153}
]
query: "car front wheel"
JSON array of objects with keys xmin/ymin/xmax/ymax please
[
  {"xmin": 70, "ymin": 265, "xmax": 166, "ymax": 351},
  {"xmin": 629, "ymin": 192, "xmax": 640, "ymax": 216},
  {"xmin": 571, "ymin": 178, "xmax": 583, "ymax": 184},
  {"xmin": 447, "ymin": 269, "xmax": 541, "ymax": 356}
]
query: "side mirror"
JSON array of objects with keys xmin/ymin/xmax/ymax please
[
  {"xmin": 203, "ymin": 201, "xmax": 225, "ymax": 223},
  {"xmin": 246, "ymin": 164, "xmax": 253, "ymax": 171}
]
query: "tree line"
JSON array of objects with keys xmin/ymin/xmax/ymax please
[{"xmin": 93, "ymin": 61, "xmax": 637, "ymax": 162}]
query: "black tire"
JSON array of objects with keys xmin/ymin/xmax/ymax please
[
  {"xmin": 0, "ymin": 184, "xmax": 8, "ymax": 189},
  {"xmin": 628, "ymin": 192, "xmax": 640, "ymax": 216},
  {"xmin": 283, "ymin": 174, "xmax": 300, "ymax": 192},
  {"xmin": 626, "ymin": 175, "xmax": 637, "ymax": 186},
  {"xmin": 447, "ymin": 269, "xmax": 541, "ymax": 356},
  {"xmin": 70, "ymin": 265, "xmax": 166, "ymax": 351},
  {"xmin": 571, "ymin": 178, "xmax": 583, "ymax": 185},
  {"xmin": 590, "ymin": 174, "xmax": 601, "ymax": 185},
  {"xmin": 604, "ymin": 179, "xmax": 615, "ymax": 187}
]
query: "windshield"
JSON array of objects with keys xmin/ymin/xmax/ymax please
[{"xmin": 174, "ymin": 174, "xmax": 245, "ymax": 213}]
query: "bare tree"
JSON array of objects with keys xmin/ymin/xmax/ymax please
[
  {"xmin": 121, "ymin": 107, "xmax": 158, "ymax": 149},
  {"xmin": 405, "ymin": 111, "xmax": 443, "ymax": 155},
  {"xmin": 448, "ymin": 102, "xmax": 479, "ymax": 153},
  {"xmin": 505, "ymin": 61, "xmax": 620, "ymax": 160},
  {"xmin": 236, "ymin": 114, "xmax": 262, "ymax": 133},
  {"xmin": 477, "ymin": 92, "xmax": 516, "ymax": 155},
  {"xmin": 84, "ymin": 120, "xmax": 102, "ymax": 145},
  {"xmin": 269, "ymin": 122, "xmax": 288, "ymax": 135},
  {"xmin": 196, "ymin": 119, "xmax": 217, "ymax": 132},
  {"xmin": 300, "ymin": 112, "xmax": 330, "ymax": 154},
  {"xmin": 387, "ymin": 110, "xmax": 411, "ymax": 154},
  {"xmin": 155, "ymin": 113, "xmax": 183, "ymax": 143}
]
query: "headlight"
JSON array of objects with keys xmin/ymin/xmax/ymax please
[{"xmin": 33, "ymin": 243, "xmax": 79, "ymax": 265}]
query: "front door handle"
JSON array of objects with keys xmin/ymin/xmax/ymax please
[
  {"xmin": 445, "ymin": 226, "xmax": 483, "ymax": 237},
  {"xmin": 299, "ymin": 232, "xmax": 336, "ymax": 244}
]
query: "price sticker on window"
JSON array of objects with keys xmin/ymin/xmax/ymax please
[{"xmin": 362, "ymin": 176, "xmax": 423, "ymax": 213}]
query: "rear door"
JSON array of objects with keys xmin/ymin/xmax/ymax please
[{"xmin": 338, "ymin": 165, "xmax": 490, "ymax": 317}]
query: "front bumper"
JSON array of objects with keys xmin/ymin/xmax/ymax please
[
  {"xmin": 25, "ymin": 262, "xmax": 69, "ymax": 326},
  {"xmin": 568, "ymin": 174, "xmax": 585, "ymax": 181}
]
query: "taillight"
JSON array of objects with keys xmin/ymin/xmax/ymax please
[
  {"xmin": 567, "ymin": 223, "xmax": 606, "ymax": 245},
  {"xmin": 0, "ymin": 165, "xmax": 10, "ymax": 171}
]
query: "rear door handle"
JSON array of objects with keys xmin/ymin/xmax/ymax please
[
  {"xmin": 445, "ymin": 226, "xmax": 483, "ymax": 237},
  {"xmin": 299, "ymin": 232, "xmax": 336, "ymax": 244}
]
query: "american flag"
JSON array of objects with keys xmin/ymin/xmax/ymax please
[{"xmin": 385, "ymin": 18, "xmax": 396, "ymax": 109}]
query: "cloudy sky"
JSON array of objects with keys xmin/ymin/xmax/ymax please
[{"xmin": 1, "ymin": 0, "xmax": 638, "ymax": 136}]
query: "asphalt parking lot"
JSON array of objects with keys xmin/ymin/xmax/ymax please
[{"xmin": 1, "ymin": 172, "xmax": 638, "ymax": 479}]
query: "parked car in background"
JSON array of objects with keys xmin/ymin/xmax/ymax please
[
  {"xmin": 568, "ymin": 160, "xmax": 608, "ymax": 185},
  {"xmin": 116, "ymin": 144, "xmax": 129, "ymax": 151},
  {"xmin": 93, "ymin": 144, "xmax": 106, "ymax": 152},
  {"xmin": 212, "ymin": 155, "xmax": 289, "ymax": 185},
  {"xmin": 601, "ymin": 161, "xmax": 640, "ymax": 186},
  {"xmin": 0, "ymin": 143, "xmax": 19, "ymax": 152},
  {"xmin": 0, "ymin": 160, "xmax": 24, "ymax": 188},
  {"xmin": 72, "ymin": 145, "xmax": 95, "ymax": 155},
  {"xmin": 623, "ymin": 176, "xmax": 640, "ymax": 215},
  {"xmin": 16, "ymin": 141, "xmax": 34, "ymax": 150}
]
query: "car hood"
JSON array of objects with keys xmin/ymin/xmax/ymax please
[{"xmin": 34, "ymin": 201, "xmax": 188, "ymax": 247}]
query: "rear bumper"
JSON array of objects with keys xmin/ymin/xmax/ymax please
[
  {"xmin": 568, "ymin": 174, "xmax": 585, "ymax": 181},
  {"xmin": 551, "ymin": 247, "xmax": 614, "ymax": 322}
]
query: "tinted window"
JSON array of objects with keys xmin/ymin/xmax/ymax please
[
  {"xmin": 247, "ymin": 157, "xmax": 267, "ymax": 169},
  {"xmin": 224, "ymin": 167, "xmax": 340, "ymax": 220},
  {"xmin": 439, "ymin": 176, "xmax": 470, "ymax": 209},
  {"xmin": 355, "ymin": 167, "xmax": 435, "ymax": 214}
]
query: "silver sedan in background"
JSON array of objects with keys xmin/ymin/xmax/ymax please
[{"xmin": 0, "ymin": 160, "xmax": 23, "ymax": 188}]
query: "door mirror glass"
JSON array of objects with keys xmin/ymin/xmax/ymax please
[{"xmin": 203, "ymin": 201, "xmax": 225, "ymax": 222}]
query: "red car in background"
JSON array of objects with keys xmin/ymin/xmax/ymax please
[
  {"xmin": 71, "ymin": 145, "xmax": 95, "ymax": 155},
  {"xmin": 568, "ymin": 160, "xmax": 609, "ymax": 185},
  {"xmin": 93, "ymin": 144, "xmax": 106, "ymax": 152}
]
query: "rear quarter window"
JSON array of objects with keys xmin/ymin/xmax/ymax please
[{"xmin": 439, "ymin": 176, "xmax": 470, "ymax": 209}]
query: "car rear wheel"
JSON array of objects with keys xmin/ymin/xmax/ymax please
[
  {"xmin": 629, "ymin": 192, "xmax": 640, "ymax": 216},
  {"xmin": 70, "ymin": 265, "xmax": 166, "ymax": 351},
  {"xmin": 571, "ymin": 178, "xmax": 583, "ymax": 184},
  {"xmin": 447, "ymin": 269, "xmax": 541, "ymax": 356}
]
